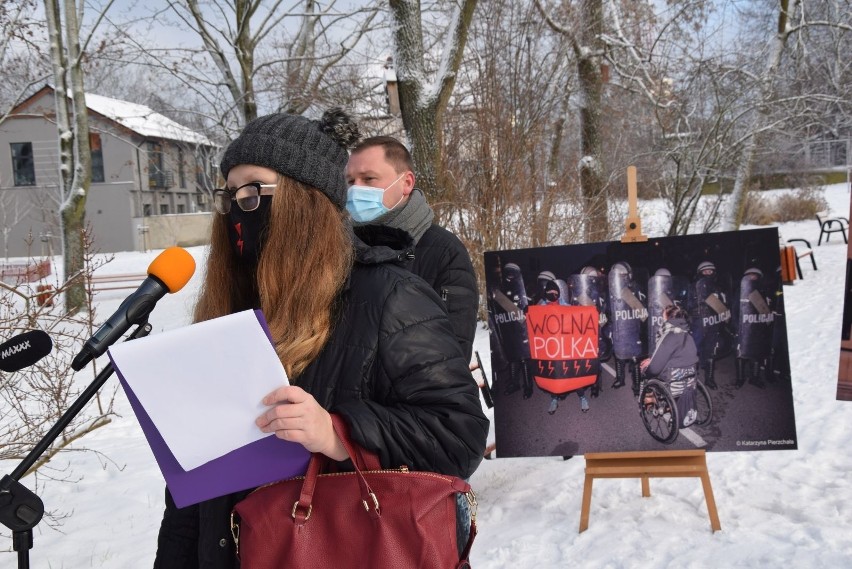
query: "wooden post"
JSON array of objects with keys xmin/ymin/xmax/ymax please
[
  {"xmin": 621, "ymin": 166, "xmax": 648, "ymax": 243},
  {"xmin": 579, "ymin": 449, "xmax": 721, "ymax": 533}
]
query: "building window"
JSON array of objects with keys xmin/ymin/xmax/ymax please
[
  {"xmin": 160, "ymin": 204, "xmax": 169, "ymax": 215},
  {"xmin": 143, "ymin": 204, "xmax": 152, "ymax": 217},
  {"xmin": 177, "ymin": 203, "xmax": 186, "ymax": 214},
  {"xmin": 178, "ymin": 147, "xmax": 186, "ymax": 188},
  {"xmin": 148, "ymin": 142, "xmax": 167, "ymax": 188},
  {"xmin": 11, "ymin": 142, "xmax": 35, "ymax": 186},
  {"xmin": 90, "ymin": 133, "xmax": 104, "ymax": 183}
]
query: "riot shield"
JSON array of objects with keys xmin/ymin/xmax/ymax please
[
  {"xmin": 648, "ymin": 270, "xmax": 674, "ymax": 350},
  {"xmin": 737, "ymin": 270, "xmax": 774, "ymax": 360},
  {"xmin": 608, "ymin": 262, "xmax": 646, "ymax": 360},
  {"xmin": 570, "ymin": 271, "xmax": 611, "ymax": 361},
  {"xmin": 692, "ymin": 274, "xmax": 733, "ymax": 360},
  {"xmin": 491, "ymin": 263, "xmax": 531, "ymax": 362}
]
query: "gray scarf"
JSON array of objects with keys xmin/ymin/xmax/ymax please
[{"xmin": 356, "ymin": 188, "xmax": 434, "ymax": 244}]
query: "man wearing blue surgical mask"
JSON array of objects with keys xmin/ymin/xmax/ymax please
[
  {"xmin": 345, "ymin": 136, "xmax": 478, "ymax": 362},
  {"xmin": 347, "ymin": 135, "xmax": 480, "ymax": 559}
]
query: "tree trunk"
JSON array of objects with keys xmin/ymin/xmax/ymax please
[
  {"xmin": 45, "ymin": 0, "xmax": 91, "ymax": 314},
  {"xmin": 65, "ymin": 0, "xmax": 91, "ymax": 314},
  {"xmin": 389, "ymin": 0, "xmax": 478, "ymax": 203},
  {"xmin": 577, "ymin": 0, "xmax": 606, "ymax": 243},
  {"xmin": 235, "ymin": 0, "xmax": 257, "ymax": 123},
  {"xmin": 722, "ymin": 0, "xmax": 796, "ymax": 231}
]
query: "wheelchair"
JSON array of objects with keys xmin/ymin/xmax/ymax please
[{"xmin": 638, "ymin": 372, "xmax": 712, "ymax": 445}]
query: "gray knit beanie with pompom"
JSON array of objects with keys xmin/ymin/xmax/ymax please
[{"xmin": 220, "ymin": 108, "xmax": 360, "ymax": 209}]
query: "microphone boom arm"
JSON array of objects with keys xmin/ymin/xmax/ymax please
[{"xmin": 1, "ymin": 321, "xmax": 153, "ymax": 567}]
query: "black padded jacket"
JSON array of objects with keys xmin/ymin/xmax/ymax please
[
  {"xmin": 152, "ymin": 228, "xmax": 489, "ymax": 569},
  {"xmin": 354, "ymin": 223, "xmax": 479, "ymax": 362}
]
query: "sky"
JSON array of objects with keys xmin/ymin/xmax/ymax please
[{"xmin": 2, "ymin": 182, "xmax": 852, "ymax": 567}]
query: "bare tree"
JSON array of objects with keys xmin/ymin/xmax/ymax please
[
  {"xmin": 532, "ymin": 0, "xmax": 610, "ymax": 242},
  {"xmin": 104, "ymin": 0, "xmax": 381, "ymax": 138},
  {"xmin": 594, "ymin": 0, "xmax": 741, "ymax": 235},
  {"xmin": 387, "ymin": 0, "xmax": 478, "ymax": 203},
  {"xmin": 443, "ymin": 0, "xmax": 581, "ymax": 279},
  {"xmin": 716, "ymin": 0, "xmax": 851, "ymax": 229},
  {"xmin": 0, "ymin": 0, "xmax": 49, "ymax": 125},
  {"xmin": 721, "ymin": 0, "xmax": 798, "ymax": 230},
  {"xmin": 43, "ymin": 0, "xmax": 117, "ymax": 313}
]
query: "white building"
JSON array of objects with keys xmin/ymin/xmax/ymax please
[{"xmin": 0, "ymin": 85, "xmax": 218, "ymax": 257}]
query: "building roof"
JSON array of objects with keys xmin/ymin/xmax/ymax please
[
  {"xmin": 83, "ymin": 92, "xmax": 214, "ymax": 146},
  {"xmin": 10, "ymin": 85, "xmax": 215, "ymax": 147}
]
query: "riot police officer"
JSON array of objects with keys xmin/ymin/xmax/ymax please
[
  {"xmin": 688, "ymin": 261, "xmax": 732, "ymax": 390},
  {"xmin": 569, "ymin": 266, "xmax": 610, "ymax": 398},
  {"xmin": 489, "ymin": 262, "xmax": 534, "ymax": 398},
  {"xmin": 735, "ymin": 267, "xmax": 773, "ymax": 389},
  {"xmin": 608, "ymin": 261, "xmax": 647, "ymax": 396}
]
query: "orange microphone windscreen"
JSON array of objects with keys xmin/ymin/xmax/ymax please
[{"xmin": 147, "ymin": 247, "xmax": 196, "ymax": 293}]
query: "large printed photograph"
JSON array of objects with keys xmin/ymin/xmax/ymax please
[
  {"xmin": 837, "ymin": 197, "xmax": 852, "ymax": 401},
  {"xmin": 484, "ymin": 227, "xmax": 798, "ymax": 456}
]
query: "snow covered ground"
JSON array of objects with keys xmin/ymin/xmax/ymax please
[{"xmin": 2, "ymin": 183, "xmax": 852, "ymax": 567}]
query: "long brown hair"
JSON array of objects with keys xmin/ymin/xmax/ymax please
[{"xmin": 194, "ymin": 177, "xmax": 354, "ymax": 378}]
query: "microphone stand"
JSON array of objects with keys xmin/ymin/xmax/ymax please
[{"xmin": 0, "ymin": 321, "xmax": 152, "ymax": 569}]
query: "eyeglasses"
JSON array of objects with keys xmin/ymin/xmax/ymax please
[{"xmin": 211, "ymin": 182, "xmax": 277, "ymax": 214}]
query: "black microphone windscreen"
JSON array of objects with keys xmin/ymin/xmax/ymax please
[{"xmin": 0, "ymin": 330, "xmax": 53, "ymax": 372}]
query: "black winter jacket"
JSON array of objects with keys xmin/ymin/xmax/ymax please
[
  {"xmin": 354, "ymin": 223, "xmax": 478, "ymax": 362},
  {"xmin": 152, "ymin": 228, "xmax": 489, "ymax": 569}
]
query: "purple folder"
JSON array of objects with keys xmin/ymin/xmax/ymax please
[{"xmin": 112, "ymin": 310, "xmax": 310, "ymax": 508}]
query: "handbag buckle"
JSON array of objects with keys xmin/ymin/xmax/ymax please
[
  {"xmin": 291, "ymin": 500, "xmax": 313, "ymax": 521},
  {"xmin": 362, "ymin": 491, "xmax": 380, "ymax": 514},
  {"xmin": 229, "ymin": 512, "xmax": 240, "ymax": 556},
  {"xmin": 466, "ymin": 490, "xmax": 478, "ymax": 523}
]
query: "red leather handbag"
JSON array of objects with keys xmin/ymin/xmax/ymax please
[{"xmin": 231, "ymin": 415, "xmax": 477, "ymax": 568}]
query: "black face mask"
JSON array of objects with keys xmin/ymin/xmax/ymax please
[{"xmin": 227, "ymin": 197, "xmax": 272, "ymax": 262}]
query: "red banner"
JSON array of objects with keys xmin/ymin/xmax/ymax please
[{"xmin": 526, "ymin": 304, "xmax": 599, "ymax": 394}]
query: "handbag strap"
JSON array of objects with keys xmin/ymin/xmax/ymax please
[
  {"xmin": 292, "ymin": 415, "xmax": 381, "ymax": 527},
  {"xmin": 456, "ymin": 520, "xmax": 478, "ymax": 569},
  {"xmin": 330, "ymin": 414, "xmax": 383, "ymax": 471},
  {"xmin": 456, "ymin": 490, "xmax": 478, "ymax": 568}
]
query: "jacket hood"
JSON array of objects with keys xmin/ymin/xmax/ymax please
[
  {"xmin": 665, "ymin": 316, "xmax": 691, "ymax": 333},
  {"xmin": 352, "ymin": 224, "xmax": 416, "ymax": 266}
]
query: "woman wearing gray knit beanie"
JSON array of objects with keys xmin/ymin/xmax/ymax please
[{"xmin": 152, "ymin": 109, "xmax": 489, "ymax": 569}]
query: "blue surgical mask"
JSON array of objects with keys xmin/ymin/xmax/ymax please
[{"xmin": 346, "ymin": 174, "xmax": 405, "ymax": 223}]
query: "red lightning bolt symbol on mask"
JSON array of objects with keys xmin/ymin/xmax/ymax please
[{"xmin": 234, "ymin": 222, "xmax": 244, "ymax": 255}]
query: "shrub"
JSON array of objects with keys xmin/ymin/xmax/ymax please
[
  {"xmin": 773, "ymin": 187, "xmax": 828, "ymax": 222},
  {"xmin": 742, "ymin": 186, "xmax": 828, "ymax": 225},
  {"xmin": 742, "ymin": 192, "xmax": 776, "ymax": 225}
]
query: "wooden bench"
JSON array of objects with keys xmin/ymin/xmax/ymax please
[
  {"xmin": 816, "ymin": 210, "xmax": 849, "ymax": 246},
  {"xmin": 786, "ymin": 238, "xmax": 817, "ymax": 279},
  {"xmin": 579, "ymin": 450, "xmax": 721, "ymax": 533},
  {"xmin": 88, "ymin": 273, "xmax": 147, "ymax": 293},
  {"xmin": 0, "ymin": 260, "xmax": 51, "ymax": 285}
]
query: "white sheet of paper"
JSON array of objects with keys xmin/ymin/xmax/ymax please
[{"xmin": 108, "ymin": 309, "xmax": 289, "ymax": 471}]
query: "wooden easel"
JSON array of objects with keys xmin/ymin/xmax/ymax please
[
  {"xmin": 579, "ymin": 450, "xmax": 721, "ymax": 533},
  {"xmin": 621, "ymin": 165, "xmax": 648, "ymax": 243},
  {"xmin": 577, "ymin": 168, "xmax": 722, "ymax": 534}
]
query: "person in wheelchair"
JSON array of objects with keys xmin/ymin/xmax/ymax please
[{"xmin": 639, "ymin": 304, "xmax": 699, "ymax": 428}]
